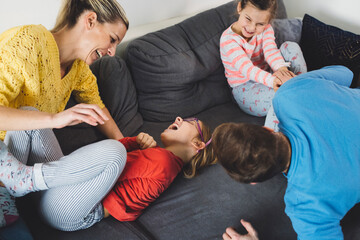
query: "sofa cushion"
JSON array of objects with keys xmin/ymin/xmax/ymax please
[
  {"xmin": 126, "ymin": 2, "xmax": 236, "ymax": 121},
  {"xmin": 90, "ymin": 56, "xmax": 143, "ymax": 135},
  {"xmin": 300, "ymin": 14, "xmax": 360, "ymax": 87},
  {"xmin": 138, "ymin": 165, "xmax": 296, "ymax": 240},
  {"xmin": 272, "ymin": 18, "xmax": 302, "ymax": 47}
]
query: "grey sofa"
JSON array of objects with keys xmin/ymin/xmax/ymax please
[{"xmin": 17, "ymin": 1, "xmax": 360, "ymax": 239}]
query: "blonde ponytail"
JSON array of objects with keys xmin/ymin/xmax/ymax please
[
  {"xmin": 183, "ymin": 121, "xmax": 217, "ymax": 178},
  {"xmin": 52, "ymin": 0, "xmax": 129, "ymax": 32}
]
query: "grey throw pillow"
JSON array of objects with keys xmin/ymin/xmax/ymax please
[
  {"xmin": 272, "ymin": 18, "xmax": 303, "ymax": 47},
  {"xmin": 90, "ymin": 56, "xmax": 143, "ymax": 136}
]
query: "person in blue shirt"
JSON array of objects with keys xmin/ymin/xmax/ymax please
[{"xmin": 212, "ymin": 65, "xmax": 360, "ymax": 240}]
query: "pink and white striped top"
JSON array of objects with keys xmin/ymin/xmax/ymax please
[{"xmin": 220, "ymin": 24, "xmax": 289, "ymax": 88}]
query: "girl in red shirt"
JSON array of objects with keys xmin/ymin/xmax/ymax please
[
  {"xmin": 0, "ymin": 116, "xmax": 214, "ymax": 230},
  {"xmin": 103, "ymin": 116, "xmax": 215, "ymax": 221}
]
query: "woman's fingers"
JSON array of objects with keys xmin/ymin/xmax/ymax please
[
  {"xmin": 53, "ymin": 104, "xmax": 109, "ymax": 128},
  {"xmin": 72, "ymin": 104, "xmax": 109, "ymax": 123}
]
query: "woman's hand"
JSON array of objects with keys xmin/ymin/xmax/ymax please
[
  {"xmin": 136, "ymin": 132, "xmax": 157, "ymax": 149},
  {"xmin": 223, "ymin": 220, "xmax": 259, "ymax": 240},
  {"xmin": 52, "ymin": 103, "xmax": 109, "ymax": 129}
]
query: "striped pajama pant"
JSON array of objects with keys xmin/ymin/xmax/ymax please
[
  {"xmin": 4, "ymin": 128, "xmax": 126, "ymax": 231},
  {"xmin": 232, "ymin": 41, "xmax": 307, "ymax": 131}
]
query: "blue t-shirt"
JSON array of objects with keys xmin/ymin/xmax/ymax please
[{"xmin": 273, "ymin": 66, "xmax": 360, "ymax": 240}]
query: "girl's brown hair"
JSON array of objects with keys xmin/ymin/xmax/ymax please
[
  {"xmin": 52, "ymin": 0, "xmax": 129, "ymax": 32},
  {"xmin": 236, "ymin": 0, "xmax": 278, "ymax": 19},
  {"xmin": 183, "ymin": 121, "xmax": 217, "ymax": 178}
]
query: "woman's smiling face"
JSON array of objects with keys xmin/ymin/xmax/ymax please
[{"xmin": 82, "ymin": 16, "xmax": 127, "ymax": 65}]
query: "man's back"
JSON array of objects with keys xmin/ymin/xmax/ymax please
[{"xmin": 273, "ymin": 66, "xmax": 360, "ymax": 239}]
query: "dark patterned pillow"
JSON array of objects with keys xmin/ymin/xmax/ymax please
[{"xmin": 300, "ymin": 14, "xmax": 360, "ymax": 87}]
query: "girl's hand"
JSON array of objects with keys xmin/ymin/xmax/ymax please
[
  {"xmin": 274, "ymin": 66, "xmax": 289, "ymax": 73},
  {"xmin": 273, "ymin": 77, "xmax": 283, "ymax": 92},
  {"xmin": 273, "ymin": 69, "xmax": 295, "ymax": 82},
  {"xmin": 52, "ymin": 103, "xmax": 109, "ymax": 129},
  {"xmin": 136, "ymin": 132, "xmax": 157, "ymax": 149},
  {"xmin": 272, "ymin": 69, "xmax": 296, "ymax": 92},
  {"xmin": 223, "ymin": 220, "xmax": 259, "ymax": 240}
]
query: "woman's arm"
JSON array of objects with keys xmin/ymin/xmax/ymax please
[
  {"xmin": 96, "ymin": 107, "xmax": 124, "ymax": 140},
  {"xmin": 0, "ymin": 104, "xmax": 109, "ymax": 131}
]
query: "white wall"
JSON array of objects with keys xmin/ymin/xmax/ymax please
[
  {"xmin": 0, "ymin": 0, "xmax": 61, "ymax": 33},
  {"xmin": 118, "ymin": 0, "xmax": 232, "ymax": 28},
  {"xmin": 1, "ymin": 0, "xmax": 359, "ymax": 35},
  {"xmin": 284, "ymin": 0, "xmax": 360, "ymax": 34},
  {"xmin": 0, "ymin": 0, "xmax": 231, "ymax": 33}
]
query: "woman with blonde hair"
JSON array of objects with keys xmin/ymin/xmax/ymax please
[
  {"xmin": 0, "ymin": 0, "xmax": 130, "ymax": 236},
  {"xmin": 103, "ymin": 117, "xmax": 215, "ymax": 221}
]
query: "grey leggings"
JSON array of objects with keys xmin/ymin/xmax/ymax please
[{"xmin": 4, "ymin": 128, "xmax": 126, "ymax": 231}]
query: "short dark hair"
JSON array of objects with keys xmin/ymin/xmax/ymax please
[{"xmin": 212, "ymin": 122, "xmax": 288, "ymax": 183}]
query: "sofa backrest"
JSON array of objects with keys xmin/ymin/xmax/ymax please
[{"xmin": 125, "ymin": 1, "xmax": 289, "ymax": 121}]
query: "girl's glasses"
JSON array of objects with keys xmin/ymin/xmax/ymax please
[
  {"xmin": 183, "ymin": 118, "xmax": 212, "ymax": 151},
  {"xmin": 184, "ymin": 118, "xmax": 205, "ymax": 142}
]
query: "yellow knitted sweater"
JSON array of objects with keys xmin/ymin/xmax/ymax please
[{"xmin": 0, "ymin": 25, "xmax": 105, "ymax": 140}]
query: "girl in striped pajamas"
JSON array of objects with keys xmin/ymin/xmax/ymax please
[{"xmin": 220, "ymin": 0, "xmax": 307, "ymax": 131}]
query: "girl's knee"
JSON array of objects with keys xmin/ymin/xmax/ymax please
[
  {"xmin": 101, "ymin": 139, "xmax": 127, "ymax": 170},
  {"xmin": 5, "ymin": 128, "xmax": 53, "ymax": 143},
  {"xmin": 27, "ymin": 128, "xmax": 53, "ymax": 137},
  {"xmin": 280, "ymin": 41, "xmax": 301, "ymax": 51},
  {"xmin": 102, "ymin": 139, "xmax": 126, "ymax": 155}
]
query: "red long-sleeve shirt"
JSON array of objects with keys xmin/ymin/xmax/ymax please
[{"xmin": 102, "ymin": 137, "xmax": 183, "ymax": 221}]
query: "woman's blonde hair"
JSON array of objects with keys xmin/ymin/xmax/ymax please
[
  {"xmin": 52, "ymin": 0, "xmax": 129, "ymax": 32},
  {"xmin": 183, "ymin": 121, "xmax": 217, "ymax": 178}
]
